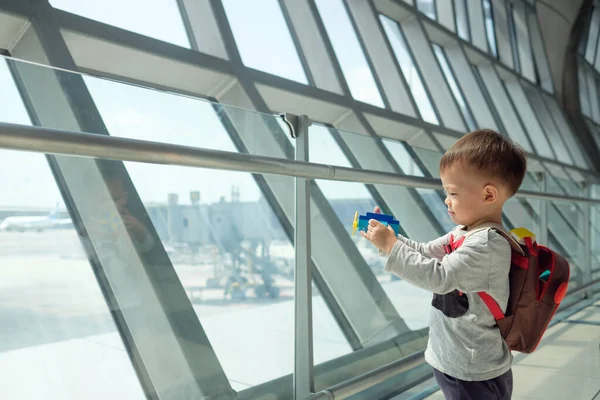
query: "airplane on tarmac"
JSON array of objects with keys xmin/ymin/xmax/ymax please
[{"xmin": 0, "ymin": 204, "xmax": 72, "ymax": 232}]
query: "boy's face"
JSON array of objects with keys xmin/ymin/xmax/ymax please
[{"xmin": 440, "ymin": 163, "xmax": 502, "ymax": 227}]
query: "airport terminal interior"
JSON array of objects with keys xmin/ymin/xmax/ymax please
[{"xmin": 0, "ymin": 0, "xmax": 599, "ymax": 399}]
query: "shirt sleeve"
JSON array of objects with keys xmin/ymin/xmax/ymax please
[
  {"xmin": 379, "ymin": 233, "xmax": 451, "ymax": 260},
  {"xmin": 384, "ymin": 231, "xmax": 503, "ymax": 294},
  {"xmin": 396, "ymin": 233, "xmax": 452, "ymax": 260}
]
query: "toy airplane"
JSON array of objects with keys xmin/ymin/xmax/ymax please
[{"xmin": 352, "ymin": 211, "xmax": 400, "ymax": 236}]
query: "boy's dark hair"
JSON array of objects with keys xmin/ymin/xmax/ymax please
[{"xmin": 439, "ymin": 129, "xmax": 527, "ymax": 195}]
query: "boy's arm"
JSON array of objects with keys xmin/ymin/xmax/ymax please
[
  {"xmin": 384, "ymin": 234, "xmax": 502, "ymax": 294},
  {"xmin": 380, "ymin": 233, "xmax": 451, "ymax": 259},
  {"xmin": 397, "ymin": 233, "xmax": 451, "ymax": 259}
]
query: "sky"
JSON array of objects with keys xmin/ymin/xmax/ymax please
[{"xmin": 0, "ymin": 0, "xmax": 445, "ymax": 209}]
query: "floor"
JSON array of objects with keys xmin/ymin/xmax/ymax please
[{"xmin": 394, "ymin": 301, "xmax": 600, "ymax": 400}]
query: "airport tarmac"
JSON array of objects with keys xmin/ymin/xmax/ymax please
[{"xmin": 0, "ymin": 229, "xmax": 432, "ymax": 396}]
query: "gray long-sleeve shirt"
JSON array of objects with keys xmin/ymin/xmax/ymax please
[{"xmin": 385, "ymin": 227, "xmax": 513, "ymax": 381}]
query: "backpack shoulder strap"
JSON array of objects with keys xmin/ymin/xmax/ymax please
[{"xmin": 464, "ymin": 222, "xmax": 525, "ymax": 256}]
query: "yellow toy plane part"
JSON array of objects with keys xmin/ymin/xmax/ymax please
[
  {"xmin": 352, "ymin": 211, "xmax": 359, "ymax": 236},
  {"xmin": 510, "ymin": 227, "xmax": 536, "ymax": 243}
]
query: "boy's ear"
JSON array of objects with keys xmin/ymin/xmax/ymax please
[{"xmin": 483, "ymin": 184, "xmax": 498, "ymax": 203}]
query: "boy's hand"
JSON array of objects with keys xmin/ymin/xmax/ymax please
[{"xmin": 360, "ymin": 218, "xmax": 397, "ymax": 255}]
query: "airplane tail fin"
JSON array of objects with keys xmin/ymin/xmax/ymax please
[{"xmin": 49, "ymin": 203, "xmax": 60, "ymax": 220}]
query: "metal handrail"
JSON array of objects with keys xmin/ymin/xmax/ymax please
[
  {"xmin": 0, "ymin": 122, "xmax": 598, "ymax": 205},
  {"xmin": 308, "ymin": 352, "xmax": 425, "ymax": 400}
]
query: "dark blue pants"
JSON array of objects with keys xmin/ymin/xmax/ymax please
[{"xmin": 433, "ymin": 368, "xmax": 513, "ymax": 400}]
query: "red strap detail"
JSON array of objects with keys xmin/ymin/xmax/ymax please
[
  {"xmin": 554, "ymin": 282, "xmax": 568, "ymax": 304},
  {"xmin": 511, "ymin": 253, "xmax": 529, "ymax": 269},
  {"xmin": 478, "ymin": 292, "xmax": 505, "ymax": 320},
  {"xmin": 524, "ymin": 237, "xmax": 537, "ymax": 256},
  {"xmin": 444, "ymin": 234, "xmax": 455, "ymax": 254},
  {"xmin": 451, "ymin": 236, "xmax": 466, "ymax": 252}
]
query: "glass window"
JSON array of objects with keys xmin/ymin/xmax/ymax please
[
  {"xmin": 455, "ymin": 0, "xmax": 470, "ymax": 41},
  {"xmin": 543, "ymin": 95, "xmax": 590, "ymax": 169},
  {"xmin": 314, "ymin": 0, "xmax": 385, "ymax": 108},
  {"xmin": 417, "ymin": 0, "xmax": 437, "ymax": 20},
  {"xmin": 507, "ymin": 3, "xmax": 521, "ymax": 73},
  {"xmin": 49, "ymin": 0, "xmax": 190, "ymax": 48},
  {"xmin": 381, "ymin": 140, "xmax": 425, "ymax": 178},
  {"xmin": 432, "ymin": 44, "xmax": 477, "ymax": 131},
  {"xmin": 0, "ymin": 58, "xmax": 146, "ymax": 399},
  {"xmin": 579, "ymin": 63, "xmax": 592, "ymax": 118},
  {"xmin": 528, "ymin": 9, "xmax": 553, "ymax": 92},
  {"xmin": 523, "ymin": 86, "xmax": 573, "ymax": 164},
  {"xmin": 221, "ymin": 0, "xmax": 308, "ymax": 84},
  {"xmin": 380, "ymin": 15, "xmax": 439, "ymax": 125},
  {"xmin": 308, "ymin": 125, "xmax": 434, "ymax": 340},
  {"xmin": 504, "ymin": 81, "xmax": 554, "ymax": 159},
  {"xmin": 585, "ymin": 8, "xmax": 600, "ymax": 64},
  {"xmin": 382, "ymin": 140, "xmax": 454, "ymax": 232},
  {"xmin": 474, "ymin": 65, "xmax": 534, "ymax": 152},
  {"xmin": 84, "ymin": 75, "xmax": 352, "ymax": 389},
  {"xmin": 482, "ymin": 0, "xmax": 498, "ymax": 57},
  {"xmin": 308, "ymin": 125, "xmax": 372, "ymax": 200}
]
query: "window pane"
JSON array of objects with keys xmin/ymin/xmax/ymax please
[
  {"xmin": 585, "ymin": 8, "xmax": 600, "ymax": 64},
  {"xmin": 432, "ymin": 44, "xmax": 477, "ymax": 131},
  {"xmin": 417, "ymin": 0, "xmax": 437, "ymax": 20},
  {"xmin": 307, "ymin": 130, "xmax": 434, "ymax": 361},
  {"xmin": 0, "ymin": 59, "xmax": 146, "ymax": 399},
  {"xmin": 222, "ymin": 0, "xmax": 308, "ymax": 84},
  {"xmin": 508, "ymin": 3, "xmax": 521, "ymax": 73},
  {"xmin": 315, "ymin": 0, "xmax": 385, "ymax": 107},
  {"xmin": 483, "ymin": 0, "xmax": 498, "ymax": 57},
  {"xmin": 474, "ymin": 65, "xmax": 534, "ymax": 152},
  {"xmin": 380, "ymin": 15, "xmax": 439, "ymax": 124},
  {"xmin": 504, "ymin": 81, "xmax": 554, "ymax": 158},
  {"xmin": 523, "ymin": 86, "xmax": 573, "ymax": 164},
  {"xmin": 382, "ymin": 140, "xmax": 454, "ymax": 232},
  {"xmin": 455, "ymin": 0, "xmax": 471, "ymax": 41},
  {"xmin": 84, "ymin": 76, "xmax": 352, "ymax": 389},
  {"xmin": 49, "ymin": 0, "xmax": 190, "ymax": 48}
]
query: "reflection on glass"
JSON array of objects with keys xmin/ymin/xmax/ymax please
[
  {"xmin": 455, "ymin": 0, "xmax": 470, "ymax": 41},
  {"xmin": 380, "ymin": 15, "xmax": 439, "ymax": 124},
  {"xmin": 0, "ymin": 59, "xmax": 145, "ymax": 399},
  {"xmin": 49, "ymin": 0, "xmax": 190, "ymax": 48},
  {"xmin": 221, "ymin": 0, "xmax": 308, "ymax": 84},
  {"xmin": 432, "ymin": 44, "xmax": 477, "ymax": 131},
  {"xmin": 314, "ymin": 0, "xmax": 385, "ymax": 107},
  {"xmin": 83, "ymin": 76, "xmax": 352, "ymax": 389},
  {"xmin": 417, "ymin": 0, "xmax": 437, "ymax": 20},
  {"xmin": 483, "ymin": 0, "xmax": 498, "ymax": 57}
]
